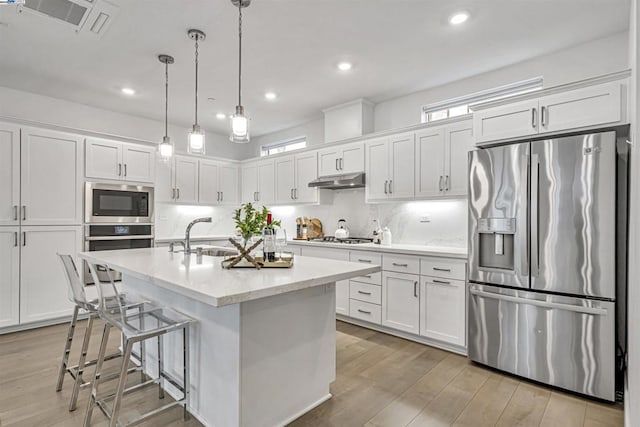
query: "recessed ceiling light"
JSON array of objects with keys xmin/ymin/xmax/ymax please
[
  {"xmin": 337, "ymin": 62, "xmax": 352, "ymax": 71},
  {"xmin": 216, "ymin": 113, "xmax": 227, "ymax": 120},
  {"xmin": 121, "ymin": 87, "xmax": 136, "ymax": 95},
  {"xmin": 449, "ymin": 12, "xmax": 469, "ymax": 25},
  {"xmin": 264, "ymin": 92, "xmax": 278, "ymax": 101}
]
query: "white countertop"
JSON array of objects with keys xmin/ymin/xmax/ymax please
[
  {"xmin": 287, "ymin": 240, "xmax": 468, "ymax": 259},
  {"xmin": 79, "ymin": 248, "xmax": 380, "ymax": 307}
]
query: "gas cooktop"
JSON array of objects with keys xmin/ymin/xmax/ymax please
[{"xmin": 310, "ymin": 236, "xmax": 374, "ymax": 244}]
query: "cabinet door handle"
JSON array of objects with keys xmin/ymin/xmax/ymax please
[
  {"xmin": 176, "ymin": 188, "xmax": 180, "ymax": 200},
  {"xmin": 291, "ymin": 188, "xmax": 294, "ymax": 200},
  {"xmin": 384, "ymin": 180, "xmax": 388, "ymax": 194},
  {"xmin": 118, "ymin": 163, "xmax": 122, "ymax": 176},
  {"xmin": 414, "ymin": 281, "xmax": 418, "ymax": 297},
  {"xmin": 13, "ymin": 205, "xmax": 18, "ymax": 221},
  {"xmin": 220, "ymin": 191, "xmax": 223, "ymax": 202},
  {"xmin": 294, "ymin": 188, "xmax": 298, "ymax": 199},
  {"xmin": 433, "ymin": 267, "xmax": 451, "ymax": 272},
  {"xmin": 432, "ymin": 279, "xmax": 453, "ymax": 286},
  {"xmin": 357, "ymin": 259, "xmax": 372, "ymax": 263},
  {"xmin": 217, "ymin": 191, "xmax": 220, "ymax": 202},
  {"xmin": 445, "ymin": 175, "xmax": 449, "ymax": 192},
  {"xmin": 13, "ymin": 232, "xmax": 17, "ymax": 247},
  {"xmin": 340, "ymin": 158, "xmax": 344, "ymax": 170},
  {"xmin": 392, "ymin": 262, "xmax": 408, "ymax": 267},
  {"xmin": 541, "ymin": 105, "xmax": 547, "ymax": 127},
  {"xmin": 357, "ymin": 309, "xmax": 371, "ymax": 315},
  {"xmin": 357, "ymin": 290, "xmax": 372, "ymax": 295},
  {"xmin": 335, "ymin": 158, "xmax": 339, "ymax": 171},
  {"xmin": 172, "ymin": 188, "xmax": 176, "ymax": 200},
  {"xmin": 389, "ymin": 180, "xmax": 393, "ymax": 194},
  {"xmin": 22, "ymin": 205, "xmax": 26, "ymax": 221},
  {"xmin": 22, "ymin": 231, "xmax": 26, "ymax": 247},
  {"xmin": 124, "ymin": 164, "xmax": 127, "ymax": 177},
  {"xmin": 439, "ymin": 176, "xmax": 443, "ymax": 192},
  {"xmin": 531, "ymin": 107, "xmax": 537, "ymax": 129}
]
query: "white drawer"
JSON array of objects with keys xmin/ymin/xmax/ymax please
[
  {"xmin": 383, "ymin": 254, "xmax": 420, "ymax": 275},
  {"xmin": 350, "ymin": 271, "xmax": 382, "ymax": 286},
  {"xmin": 350, "ymin": 282, "xmax": 382, "ymax": 305},
  {"xmin": 350, "ymin": 250, "xmax": 382, "ymax": 265},
  {"xmin": 349, "ymin": 299, "xmax": 382, "ymax": 324},
  {"xmin": 421, "ymin": 258, "xmax": 466, "ymax": 281}
]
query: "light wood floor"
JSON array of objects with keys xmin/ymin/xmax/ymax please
[{"xmin": 0, "ymin": 320, "xmax": 623, "ymax": 427}]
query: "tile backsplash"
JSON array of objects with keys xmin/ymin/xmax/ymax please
[{"xmin": 155, "ymin": 189, "xmax": 467, "ymax": 248}]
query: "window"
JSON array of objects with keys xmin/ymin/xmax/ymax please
[
  {"xmin": 260, "ymin": 136, "xmax": 307, "ymax": 157},
  {"xmin": 421, "ymin": 77, "xmax": 544, "ymax": 124}
]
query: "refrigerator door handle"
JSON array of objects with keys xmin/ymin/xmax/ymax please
[
  {"xmin": 469, "ymin": 288, "xmax": 608, "ymax": 316},
  {"xmin": 520, "ymin": 154, "xmax": 529, "ymax": 276},
  {"xmin": 531, "ymin": 153, "xmax": 540, "ymax": 277}
]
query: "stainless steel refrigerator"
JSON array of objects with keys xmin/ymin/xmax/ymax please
[{"xmin": 467, "ymin": 130, "xmax": 627, "ymax": 401}]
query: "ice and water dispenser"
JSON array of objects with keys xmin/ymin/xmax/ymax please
[{"xmin": 477, "ymin": 218, "xmax": 516, "ymax": 270}]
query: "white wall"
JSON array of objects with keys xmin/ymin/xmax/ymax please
[
  {"xmin": 0, "ymin": 86, "xmax": 247, "ymax": 160},
  {"xmin": 374, "ymin": 32, "xmax": 629, "ymax": 132},
  {"xmin": 626, "ymin": 2, "xmax": 639, "ymax": 425}
]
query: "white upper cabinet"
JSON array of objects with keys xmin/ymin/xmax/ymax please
[
  {"xmin": 365, "ymin": 133, "xmax": 415, "ymax": 202},
  {"xmin": 275, "ymin": 152, "xmax": 319, "ymax": 205},
  {"xmin": 415, "ymin": 128, "xmax": 445, "ymax": 198},
  {"xmin": 198, "ymin": 160, "xmax": 239, "ymax": 206},
  {"xmin": 21, "ymin": 127, "xmax": 82, "ymax": 226},
  {"xmin": 538, "ymin": 81, "xmax": 623, "ymax": 133},
  {"xmin": 415, "ymin": 120, "xmax": 473, "ymax": 199},
  {"xmin": 174, "ymin": 156, "xmax": 199, "ymax": 204},
  {"xmin": 0, "ymin": 124, "xmax": 20, "ymax": 226},
  {"xmin": 473, "ymin": 81, "xmax": 625, "ymax": 144},
  {"xmin": 122, "ymin": 144, "xmax": 156, "ymax": 183},
  {"xmin": 242, "ymin": 160, "xmax": 276, "ymax": 205},
  {"xmin": 317, "ymin": 143, "xmax": 364, "ymax": 177},
  {"xmin": 155, "ymin": 157, "xmax": 175, "ymax": 203},
  {"xmin": 86, "ymin": 138, "xmax": 155, "ymax": 183},
  {"xmin": 0, "ymin": 227, "xmax": 20, "ymax": 328}
]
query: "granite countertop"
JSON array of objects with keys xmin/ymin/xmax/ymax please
[
  {"xmin": 79, "ymin": 248, "xmax": 380, "ymax": 307},
  {"xmin": 287, "ymin": 240, "xmax": 468, "ymax": 259}
]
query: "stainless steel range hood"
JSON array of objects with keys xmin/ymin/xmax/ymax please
[{"xmin": 308, "ymin": 173, "xmax": 365, "ymax": 190}]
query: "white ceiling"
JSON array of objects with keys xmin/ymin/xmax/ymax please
[{"xmin": 0, "ymin": 0, "xmax": 630, "ymax": 137}]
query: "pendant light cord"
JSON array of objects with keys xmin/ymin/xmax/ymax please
[
  {"xmin": 194, "ymin": 35, "xmax": 199, "ymax": 126},
  {"xmin": 164, "ymin": 61, "xmax": 169, "ymax": 138},
  {"xmin": 238, "ymin": 1, "xmax": 242, "ymax": 107}
]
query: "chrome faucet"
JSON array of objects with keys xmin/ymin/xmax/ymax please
[{"xmin": 184, "ymin": 217, "xmax": 212, "ymax": 254}]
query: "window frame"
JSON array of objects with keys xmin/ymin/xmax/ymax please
[{"xmin": 260, "ymin": 136, "xmax": 307, "ymax": 157}]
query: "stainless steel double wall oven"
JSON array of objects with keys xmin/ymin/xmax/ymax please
[{"xmin": 467, "ymin": 130, "xmax": 628, "ymax": 401}]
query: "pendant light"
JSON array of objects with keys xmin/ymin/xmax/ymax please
[
  {"xmin": 230, "ymin": 0, "xmax": 251, "ymax": 143},
  {"xmin": 158, "ymin": 54, "xmax": 175, "ymax": 160},
  {"xmin": 187, "ymin": 29, "xmax": 206, "ymax": 154}
]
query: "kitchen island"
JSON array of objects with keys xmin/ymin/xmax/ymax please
[{"xmin": 78, "ymin": 247, "xmax": 380, "ymax": 427}]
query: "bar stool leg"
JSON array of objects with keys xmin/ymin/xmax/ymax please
[
  {"xmin": 109, "ymin": 338, "xmax": 135, "ymax": 427},
  {"xmin": 56, "ymin": 305, "xmax": 80, "ymax": 392},
  {"xmin": 83, "ymin": 323, "xmax": 111, "ymax": 427},
  {"xmin": 183, "ymin": 325, "xmax": 190, "ymax": 421},
  {"xmin": 69, "ymin": 314, "xmax": 94, "ymax": 411},
  {"xmin": 157, "ymin": 332, "xmax": 165, "ymax": 399},
  {"xmin": 139, "ymin": 306, "xmax": 146, "ymax": 383}
]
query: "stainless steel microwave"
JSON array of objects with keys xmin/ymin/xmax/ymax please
[{"xmin": 85, "ymin": 182, "xmax": 154, "ymax": 224}]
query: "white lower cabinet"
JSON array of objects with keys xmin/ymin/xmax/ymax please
[
  {"xmin": 381, "ymin": 271, "xmax": 420, "ymax": 334},
  {"xmin": 0, "ymin": 227, "xmax": 20, "ymax": 328},
  {"xmin": 349, "ymin": 299, "xmax": 381, "ymax": 324},
  {"xmin": 419, "ymin": 277, "xmax": 466, "ymax": 347},
  {"xmin": 19, "ymin": 226, "xmax": 81, "ymax": 324}
]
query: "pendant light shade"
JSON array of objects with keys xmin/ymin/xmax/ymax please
[
  {"xmin": 188, "ymin": 29, "xmax": 206, "ymax": 154},
  {"xmin": 158, "ymin": 54, "xmax": 175, "ymax": 161},
  {"xmin": 230, "ymin": 0, "xmax": 251, "ymax": 143}
]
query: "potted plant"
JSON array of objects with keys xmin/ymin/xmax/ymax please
[{"xmin": 224, "ymin": 203, "xmax": 281, "ymax": 268}]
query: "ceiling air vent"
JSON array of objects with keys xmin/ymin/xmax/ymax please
[{"xmin": 24, "ymin": 0, "xmax": 88, "ymax": 26}]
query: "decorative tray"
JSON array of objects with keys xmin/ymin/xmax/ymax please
[{"xmin": 221, "ymin": 255, "xmax": 294, "ymax": 269}]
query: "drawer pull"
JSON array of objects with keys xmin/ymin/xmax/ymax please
[
  {"xmin": 433, "ymin": 267, "xmax": 451, "ymax": 272},
  {"xmin": 362, "ymin": 275, "xmax": 372, "ymax": 278},
  {"xmin": 358, "ymin": 259, "xmax": 372, "ymax": 263},
  {"xmin": 357, "ymin": 291, "xmax": 372, "ymax": 295},
  {"xmin": 432, "ymin": 279, "xmax": 452, "ymax": 286},
  {"xmin": 357, "ymin": 309, "xmax": 372, "ymax": 315},
  {"xmin": 392, "ymin": 262, "xmax": 408, "ymax": 267},
  {"xmin": 414, "ymin": 281, "xmax": 418, "ymax": 297}
]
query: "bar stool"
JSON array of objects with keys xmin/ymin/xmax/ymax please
[
  {"xmin": 84, "ymin": 261, "xmax": 194, "ymax": 427},
  {"xmin": 56, "ymin": 254, "xmax": 133, "ymax": 411}
]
